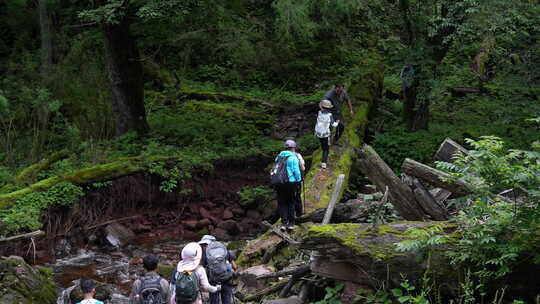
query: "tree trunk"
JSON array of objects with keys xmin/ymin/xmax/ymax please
[
  {"xmin": 410, "ymin": 99, "xmax": 429, "ymax": 131},
  {"xmin": 39, "ymin": 0, "xmax": 53, "ymax": 76},
  {"xmin": 103, "ymin": 18, "xmax": 149, "ymax": 136}
]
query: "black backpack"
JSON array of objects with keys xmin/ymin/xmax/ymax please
[
  {"xmin": 139, "ymin": 276, "xmax": 164, "ymax": 304},
  {"xmin": 270, "ymin": 155, "xmax": 291, "ymax": 186},
  {"xmin": 175, "ymin": 270, "xmax": 200, "ymax": 304}
]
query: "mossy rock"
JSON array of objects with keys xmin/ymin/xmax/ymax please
[{"xmin": 0, "ymin": 256, "xmax": 57, "ymax": 304}]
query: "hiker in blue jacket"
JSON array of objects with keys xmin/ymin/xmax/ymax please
[{"xmin": 275, "ymin": 139, "xmax": 302, "ymax": 231}]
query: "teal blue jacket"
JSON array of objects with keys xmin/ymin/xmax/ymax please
[{"xmin": 276, "ymin": 150, "xmax": 302, "ymax": 183}]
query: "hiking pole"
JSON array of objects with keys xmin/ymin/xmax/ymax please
[{"xmin": 302, "ymin": 179, "xmax": 305, "ymax": 216}]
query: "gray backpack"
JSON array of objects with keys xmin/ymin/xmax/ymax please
[
  {"xmin": 139, "ymin": 276, "xmax": 164, "ymax": 304},
  {"xmin": 206, "ymin": 241, "xmax": 233, "ymax": 283}
]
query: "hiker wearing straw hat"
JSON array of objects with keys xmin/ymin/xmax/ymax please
[
  {"xmin": 315, "ymin": 100, "xmax": 338, "ymax": 169},
  {"xmin": 169, "ymin": 242, "xmax": 221, "ymax": 304}
]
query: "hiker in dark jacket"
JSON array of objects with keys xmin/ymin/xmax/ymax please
[
  {"xmin": 199, "ymin": 235, "xmax": 236, "ymax": 304},
  {"xmin": 323, "ymin": 84, "xmax": 354, "ymax": 145},
  {"xmin": 274, "ymin": 139, "xmax": 302, "ymax": 231},
  {"xmin": 130, "ymin": 254, "xmax": 170, "ymax": 304}
]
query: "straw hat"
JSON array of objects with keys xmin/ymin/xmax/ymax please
[
  {"xmin": 320, "ymin": 99, "xmax": 333, "ymax": 109},
  {"xmin": 177, "ymin": 242, "xmax": 202, "ymax": 272}
]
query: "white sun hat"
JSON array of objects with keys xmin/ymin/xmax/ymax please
[{"xmin": 177, "ymin": 242, "xmax": 202, "ymax": 272}]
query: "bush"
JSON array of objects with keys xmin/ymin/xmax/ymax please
[
  {"xmin": 0, "ymin": 182, "xmax": 84, "ymax": 234},
  {"xmin": 372, "ymin": 128, "xmax": 444, "ymax": 172}
]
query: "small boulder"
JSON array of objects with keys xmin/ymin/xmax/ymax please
[
  {"xmin": 217, "ymin": 220, "xmax": 240, "ymax": 234},
  {"xmin": 237, "ymin": 264, "xmax": 276, "ymax": 292},
  {"xmin": 200, "ymin": 207, "xmax": 212, "ymax": 219},
  {"xmin": 197, "ymin": 218, "xmax": 211, "ymax": 228},
  {"xmin": 232, "ymin": 208, "xmax": 245, "ymax": 217},
  {"xmin": 223, "ymin": 209, "xmax": 234, "ymax": 220},
  {"xmin": 105, "ymin": 223, "xmax": 135, "ymax": 248},
  {"xmin": 183, "ymin": 220, "xmax": 199, "ymax": 230},
  {"xmin": 246, "ymin": 209, "xmax": 261, "ymax": 220},
  {"xmin": 212, "ymin": 228, "xmax": 231, "ymax": 240}
]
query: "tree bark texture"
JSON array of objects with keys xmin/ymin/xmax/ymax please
[
  {"xmin": 358, "ymin": 145, "xmax": 425, "ymax": 220},
  {"xmin": 434, "ymin": 138, "xmax": 469, "ymax": 163},
  {"xmin": 401, "ymin": 158, "xmax": 473, "ymax": 196},
  {"xmin": 103, "ymin": 18, "xmax": 149, "ymax": 136},
  {"xmin": 39, "ymin": 0, "xmax": 53, "ymax": 76}
]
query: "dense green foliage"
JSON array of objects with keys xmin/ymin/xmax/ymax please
[
  {"xmin": 394, "ymin": 136, "xmax": 540, "ymax": 300},
  {"xmin": 0, "ymin": 182, "xmax": 83, "ymax": 234},
  {"xmin": 0, "ymin": 2, "xmax": 540, "ymax": 300}
]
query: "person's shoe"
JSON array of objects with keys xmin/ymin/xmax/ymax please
[
  {"xmin": 280, "ymin": 226, "xmax": 287, "ymax": 232},
  {"xmin": 321, "ymin": 162, "xmax": 327, "ymax": 169},
  {"xmin": 286, "ymin": 225, "xmax": 295, "ymax": 231}
]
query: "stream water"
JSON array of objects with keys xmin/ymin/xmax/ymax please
[{"xmin": 52, "ymin": 238, "xmax": 199, "ymax": 303}]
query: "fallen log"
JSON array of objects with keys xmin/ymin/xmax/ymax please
[
  {"xmin": 0, "ymin": 230, "xmax": 45, "ymax": 243},
  {"xmin": 357, "ymin": 145, "xmax": 424, "ymax": 220},
  {"xmin": 180, "ymin": 89, "xmax": 277, "ymax": 108},
  {"xmin": 256, "ymin": 264, "xmax": 310, "ymax": 280},
  {"xmin": 401, "ymin": 158, "xmax": 473, "ymax": 196},
  {"xmin": 434, "ymin": 138, "xmax": 468, "ymax": 163},
  {"xmin": 302, "ymin": 222, "xmax": 459, "ymax": 295},
  {"xmin": 297, "ymin": 199, "xmax": 376, "ymax": 224}
]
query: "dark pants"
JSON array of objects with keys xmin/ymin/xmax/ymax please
[
  {"xmin": 275, "ymin": 183, "xmax": 296, "ymax": 226},
  {"xmin": 319, "ymin": 137, "xmax": 330, "ymax": 163},
  {"xmin": 209, "ymin": 282, "xmax": 233, "ymax": 304}
]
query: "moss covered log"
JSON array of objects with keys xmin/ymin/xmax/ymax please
[
  {"xmin": 301, "ymin": 222, "xmax": 459, "ymax": 294},
  {"xmin": 303, "ymin": 51, "xmax": 384, "ymax": 213},
  {"xmin": 0, "ymin": 158, "xmax": 145, "ymax": 210}
]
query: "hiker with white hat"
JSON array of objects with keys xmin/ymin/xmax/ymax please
[
  {"xmin": 314, "ymin": 100, "xmax": 339, "ymax": 169},
  {"xmin": 169, "ymin": 242, "xmax": 221, "ymax": 304},
  {"xmin": 198, "ymin": 235, "xmax": 236, "ymax": 304}
]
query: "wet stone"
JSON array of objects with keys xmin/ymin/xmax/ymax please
[{"xmin": 105, "ymin": 223, "xmax": 135, "ymax": 248}]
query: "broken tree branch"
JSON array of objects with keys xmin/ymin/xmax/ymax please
[
  {"xmin": 322, "ymin": 174, "xmax": 345, "ymax": 224},
  {"xmin": 242, "ymin": 279, "xmax": 290, "ymax": 302},
  {"xmin": 84, "ymin": 215, "xmax": 141, "ymax": 230},
  {"xmin": 0, "ymin": 230, "xmax": 45, "ymax": 243},
  {"xmin": 261, "ymin": 221, "xmax": 300, "ymax": 245}
]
